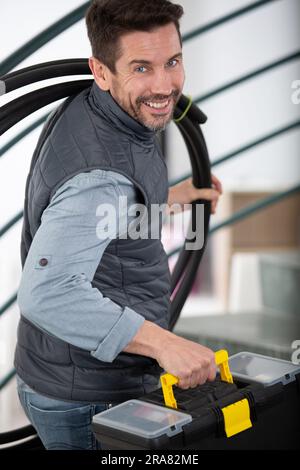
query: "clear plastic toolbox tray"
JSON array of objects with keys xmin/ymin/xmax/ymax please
[
  {"xmin": 93, "ymin": 399, "xmax": 192, "ymax": 439},
  {"xmin": 229, "ymin": 352, "xmax": 300, "ymax": 386}
]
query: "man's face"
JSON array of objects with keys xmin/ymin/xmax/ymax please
[{"xmin": 97, "ymin": 23, "xmax": 185, "ymax": 132}]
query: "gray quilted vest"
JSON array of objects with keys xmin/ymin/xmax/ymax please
[{"xmin": 14, "ymin": 82, "xmax": 171, "ymax": 403}]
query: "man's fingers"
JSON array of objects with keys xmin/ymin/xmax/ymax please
[
  {"xmin": 196, "ymin": 188, "xmax": 219, "ymax": 201},
  {"xmin": 207, "ymin": 364, "xmax": 217, "ymax": 382},
  {"xmin": 197, "ymin": 189, "xmax": 219, "ymax": 213},
  {"xmin": 211, "ymin": 174, "xmax": 223, "ymax": 194}
]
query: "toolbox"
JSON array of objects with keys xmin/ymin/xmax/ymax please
[{"xmin": 92, "ymin": 351, "xmax": 300, "ymax": 450}]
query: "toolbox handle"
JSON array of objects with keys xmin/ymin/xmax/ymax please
[{"xmin": 160, "ymin": 349, "xmax": 233, "ymax": 409}]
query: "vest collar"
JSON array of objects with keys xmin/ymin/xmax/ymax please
[{"xmin": 89, "ymin": 81, "xmax": 155, "ymax": 142}]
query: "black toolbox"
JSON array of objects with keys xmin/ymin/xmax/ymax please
[{"xmin": 92, "ymin": 352, "xmax": 300, "ymax": 450}]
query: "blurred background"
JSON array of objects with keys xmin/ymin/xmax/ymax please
[{"xmin": 0, "ymin": 0, "xmax": 299, "ymax": 436}]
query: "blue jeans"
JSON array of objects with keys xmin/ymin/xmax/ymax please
[{"xmin": 17, "ymin": 376, "xmax": 114, "ymax": 450}]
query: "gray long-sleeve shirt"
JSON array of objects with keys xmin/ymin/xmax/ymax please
[{"xmin": 17, "ymin": 169, "xmax": 146, "ymax": 363}]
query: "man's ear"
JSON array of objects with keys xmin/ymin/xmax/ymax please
[{"xmin": 88, "ymin": 57, "xmax": 110, "ymax": 91}]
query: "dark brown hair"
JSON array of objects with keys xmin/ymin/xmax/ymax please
[{"xmin": 85, "ymin": 0, "xmax": 184, "ymax": 73}]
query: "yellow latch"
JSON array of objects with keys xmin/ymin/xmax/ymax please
[
  {"xmin": 160, "ymin": 349, "xmax": 233, "ymax": 409},
  {"xmin": 160, "ymin": 373, "xmax": 179, "ymax": 409},
  {"xmin": 215, "ymin": 349, "xmax": 233, "ymax": 384},
  {"xmin": 221, "ymin": 399, "xmax": 252, "ymax": 437}
]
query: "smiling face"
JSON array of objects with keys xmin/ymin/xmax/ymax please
[{"xmin": 89, "ymin": 23, "xmax": 185, "ymax": 131}]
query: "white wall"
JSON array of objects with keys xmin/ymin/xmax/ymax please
[{"xmin": 168, "ymin": 0, "xmax": 300, "ymax": 190}]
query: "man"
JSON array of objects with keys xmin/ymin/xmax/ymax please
[{"xmin": 15, "ymin": 0, "xmax": 222, "ymax": 450}]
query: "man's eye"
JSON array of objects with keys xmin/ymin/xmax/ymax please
[
  {"xmin": 135, "ymin": 66, "xmax": 147, "ymax": 73},
  {"xmin": 167, "ymin": 59, "xmax": 178, "ymax": 68}
]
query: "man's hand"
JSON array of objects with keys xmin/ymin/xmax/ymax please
[
  {"xmin": 168, "ymin": 173, "xmax": 223, "ymax": 214},
  {"xmin": 123, "ymin": 320, "xmax": 217, "ymax": 389},
  {"xmin": 156, "ymin": 334, "xmax": 217, "ymax": 389}
]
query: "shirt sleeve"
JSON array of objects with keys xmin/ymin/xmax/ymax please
[{"xmin": 17, "ymin": 170, "xmax": 145, "ymax": 363}]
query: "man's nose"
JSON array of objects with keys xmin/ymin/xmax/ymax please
[{"xmin": 150, "ymin": 69, "xmax": 173, "ymax": 97}]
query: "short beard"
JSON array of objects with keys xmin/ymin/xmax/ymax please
[
  {"xmin": 135, "ymin": 89, "xmax": 180, "ymax": 132},
  {"xmin": 142, "ymin": 114, "xmax": 173, "ymax": 132},
  {"xmin": 110, "ymin": 81, "xmax": 180, "ymax": 132}
]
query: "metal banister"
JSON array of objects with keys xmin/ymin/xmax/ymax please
[
  {"xmin": 170, "ymin": 119, "xmax": 300, "ymax": 186},
  {"xmin": 0, "ymin": 0, "xmax": 278, "ymax": 76},
  {"xmin": 182, "ymin": 0, "xmax": 278, "ymax": 43},
  {"xmin": 0, "ymin": 211, "xmax": 23, "ymax": 239},
  {"xmin": 0, "ymin": 2, "xmax": 91, "ymax": 76},
  {"xmin": 209, "ymin": 183, "xmax": 300, "ymax": 234},
  {"xmin": 0, "ymin": 368, "xmax": 16, "ymax": 391},
  {"xmin": 0, "ymin": 292, "xmax": 17, "ymax": 318},
  {"xmin": 194, "ymin": 51, "xmax": 300, "ymax": 104},
  {"xmin": 167, "ymin": 182, "xmax": 300, "ymax": 260},
  {"xmin": 0, "ymin": 114, "xmax": 50, "ymax": 159}
]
